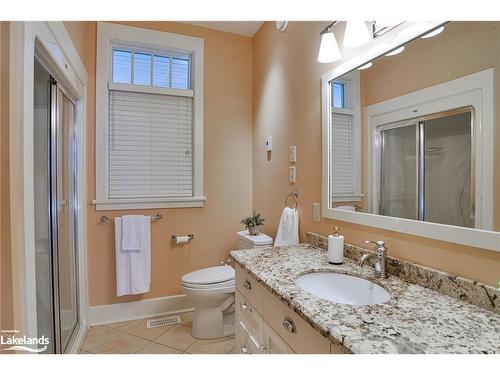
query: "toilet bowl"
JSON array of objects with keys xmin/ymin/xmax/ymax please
[
  {"xmin": 182, "ymin": 231, "xmax": 273, "ymax": 339},
  {"xmin": 181, "ymin": 265, "xmax": 236, "ymax": 339}
]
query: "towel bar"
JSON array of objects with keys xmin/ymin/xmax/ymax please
[{"xmin": 100, "ymin": 213, "xmax": 164, "ymax": 224}]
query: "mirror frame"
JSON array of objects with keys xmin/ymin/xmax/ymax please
[{"xmin": 321, "ymin": 21, "xmax": 500, "ymax": 252}]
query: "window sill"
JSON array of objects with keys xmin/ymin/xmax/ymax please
[
  {"xmin": 332, "ymin": 194, "xmax": 364, "ymax": 203},
  {"xmin": 92, "ymin": 196, "xmax": 206, "ymax": 211}
]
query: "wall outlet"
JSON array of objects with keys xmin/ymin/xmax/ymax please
[
  {"xmin": 313, "ymin": 203, "xmax": 321, "ymax": 222},
  {"xmin": 289, "ymin": 145, "xmax": 297, "ymax": 162},
  {"xmin": 265, "ymin": 136, "xmax": 273, "ymax": 151},
  {"xmin": 289, "ymin": 166, "xmax": 296, "ymax": 183}
]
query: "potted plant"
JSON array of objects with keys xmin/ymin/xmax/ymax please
[{"xmin": 240, "ymin": 210, "xmax": 266, "ymax": 235}]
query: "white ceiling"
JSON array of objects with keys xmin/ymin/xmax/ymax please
[{"xmin": 180, "ymin": 21, "xmax": 265, "ymax": 37}]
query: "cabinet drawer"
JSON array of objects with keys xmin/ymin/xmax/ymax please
[
  {"xmin": 236, "ymin": 291, "xmax": 264, "ymax": 350},
  {"xmin": 263, "ymin": 288, "xmax": 330, "ymax": 354},
  {"xmin": 236, "ymin": 325, "xmax": 264, "ymax": 354},
  {"xmin": 263, "ymin": 321, "xmax": 295, "ymax": 354},
  {"xmin": 235, "ymin": 263, "xmax": 264, "ymax": 314}
]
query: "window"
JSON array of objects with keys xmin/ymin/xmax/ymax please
[
  {"xmin": 329, "ymin": 71, "xmax": 362, "ymax": 202},
  {"xmin": 332, "ymin": 82, "xmax": 345, "ymax": 108},
  {"xmin": 111, "ymin": 49, "xmax": 191, "ymax": 89},
  {"xmin": 95, "ymin": 22, "xmax": 205, "ymax": 210}
]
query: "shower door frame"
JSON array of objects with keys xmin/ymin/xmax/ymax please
[
  {"xmin": 48, "ymin": 78, "xmax": 80, "ymax": 353},
  {"xmin": 8, "ymin": 22, "xmax": 89, "ymax": 353},
  {"xmin": 377, "ymin": 107, "xmax": 475, "ymax": 225}
]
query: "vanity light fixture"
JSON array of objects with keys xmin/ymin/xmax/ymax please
[
  {"xmin": 357, "ymin": 62, "xmax": 373, "ymax": 70},
  {"xmin": 384, "ymin": 46, "xmax": 405, "ymax": 56},
  {"xmin": 421, "ymin": 25, "xmax": 445, "ymax": 38},
  {"xmin": 317, "ymin": 21, "xmax": 342, "ymax": 63},
  {"xmin": 343, "ymin": 21, "xmax": 373, "ymax": 48}
]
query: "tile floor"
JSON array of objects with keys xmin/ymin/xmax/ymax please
[{"xmin": 80, "ymin": 312, "xmax": 235, "ymax": 354}]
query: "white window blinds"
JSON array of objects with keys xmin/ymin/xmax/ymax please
[
  {"xmin": 331, "ymin": 112, "xmax": 355, "ymax": 196},
  {"xmin": 108, "ymin": 90, "xmax": 193, "ymax": 198}
]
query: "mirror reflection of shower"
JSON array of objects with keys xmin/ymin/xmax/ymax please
[{"xmin": 379, "ymin": 109, "xmax": 473, "ymax": 228}]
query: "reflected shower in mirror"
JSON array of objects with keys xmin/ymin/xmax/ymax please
[{"xmin": 327, "ymin": 22, "xmax": 498, "ymax": 232}]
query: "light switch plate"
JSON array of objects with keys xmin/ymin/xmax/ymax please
[
  {"xmin": 313, "ymin": 203, "xmax": 321, "ymax": 222},
  {"xmin": 289, "ymin": 145, "xmax": 297, "ymax": 162},
  {"xmin": 265, "ymin": 136, "xmax": 273, "ymax": 151},
  {"xmin": 289, "ymin": 166, "xmax": 296, "ymax": 183}
]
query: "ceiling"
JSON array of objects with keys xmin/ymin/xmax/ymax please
[{"xmin": 180, "ymin": 21, "xmax": 265, "ymax": 37}]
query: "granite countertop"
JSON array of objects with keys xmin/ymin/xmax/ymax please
[{"xmin": 229, "ymin": 244, "xmax": 500, "ymax": 354}]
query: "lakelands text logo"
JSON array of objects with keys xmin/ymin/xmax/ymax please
[{"xmin": 1, "ymin": 329, "xmax": 49, "ymax": 353}]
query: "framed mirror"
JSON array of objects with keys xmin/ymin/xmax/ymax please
[{"xmin": 321, "ymin": 21, "xmax": 500, "ymax": 251}]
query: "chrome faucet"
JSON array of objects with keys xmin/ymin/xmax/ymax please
[{"xmin": 358, "ymin": 240, "xmax": 388, "ymax": 278}]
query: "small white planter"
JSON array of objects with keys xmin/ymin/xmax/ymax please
[{"xmin": 248, "ymin": 226, "xmax": 260, "ymax": 236}]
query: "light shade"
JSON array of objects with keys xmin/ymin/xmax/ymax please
[
  {"xmin": 317, "ymin": 32, "xmax": 342, "ymax": 63},
  {"xmin": 385, "ymin": 46, "xmax": 405, "ymax": 56},
  {"xmin": 343, "ymin": 21, "xmax": 373, "ymax": 48},
  {"xmin": 357, "ymin": 62, "xmax": 373, "ymax": 70},
  {"xmin": 421, "ymin": 26, "xmax": 445, "ymax": 39}
]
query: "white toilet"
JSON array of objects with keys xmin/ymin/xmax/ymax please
[{"xmin": 181, "ymin": 231, "xmax": 273, "ymax": 339}]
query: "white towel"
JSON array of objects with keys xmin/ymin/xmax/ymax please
[
  {"xmin": 115, "ymin": 216, "xmax": 151, "ymax": 296},
  {"xmin": 274, "ymin": 207, "xmax": 299, "ymax": 247},
  {"xmin": 121, "ymin": 215, "xmax": 146, "ymax": 251}
]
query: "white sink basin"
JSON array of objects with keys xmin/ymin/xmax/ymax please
[{"xmin": 295, "ymin": 272, "xmax": 391, "ymax": 306}]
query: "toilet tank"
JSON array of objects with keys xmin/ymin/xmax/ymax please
[{"xmin": 237, "ymin": 230, "xmax": 273, "ymax": 249}]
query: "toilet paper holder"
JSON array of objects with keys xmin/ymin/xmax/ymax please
[{"xmin": 171, "ymin": 234, "xmax": 195, "ymax": 242}]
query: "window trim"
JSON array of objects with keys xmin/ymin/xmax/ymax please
[
  {"xmin": 94, "ymin": 22, "xmax": 205, "ymax": 210},
  {"xmin": 329, "ymin": 71, "xmax": 363, "ymax": 202}
]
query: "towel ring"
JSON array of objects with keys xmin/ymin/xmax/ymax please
[{"xmin": 284, "ymin": 190, "xmax": 299, "ymax": 208}]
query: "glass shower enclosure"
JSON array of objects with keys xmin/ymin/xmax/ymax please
[
  {"xmin": 379, "ymin": 108, "xmax": 474, "ymax": 228},
  {"xmin": 34, "ymin": 58, "xmax": 80, "ymax": 353}
]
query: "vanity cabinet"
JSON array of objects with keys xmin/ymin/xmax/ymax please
[{"xmin": 234, "ymin": 264, "xmax": 347, "ymax": 354}]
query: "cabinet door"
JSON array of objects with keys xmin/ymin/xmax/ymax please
[
  {"xmin": 236, "ymin": 292, "xmax": 264, "ymax": 346},
  {"xmin": 235, "ymin": 264, "xmax": 264, "ymax": 314},
  {"xmin": 263, "ymin": 288, "xmax": 331, "ymax": 354},
  {"xmin": 263, "ymin": 321, "xmax": 295, "ymax": 354}
]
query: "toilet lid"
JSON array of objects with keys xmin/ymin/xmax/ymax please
[
  {"xmin": 182, "ymin": 265, "xmax": 235, "ymax": 285},
  {"xmin": 237, "ymin": 230, "xmax": 273, "ymax": 246}
]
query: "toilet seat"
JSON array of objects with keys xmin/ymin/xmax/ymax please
[
  {"xmin": 182, "ymin": 278, "xmax": 235, "ymax": 290},
  {"xmin": 182, "ymin": 265, "xmax": 235, "ymax": 286}
]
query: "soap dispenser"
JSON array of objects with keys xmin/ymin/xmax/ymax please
[{"xmin": 328, "ymin": 226, "xmax": 344, "ymax": 265}]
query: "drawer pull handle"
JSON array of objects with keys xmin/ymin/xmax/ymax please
[
  {"xmin": 242, "ymin": 344, "xmax": 251, "ymax": 354},
  {"xmin": 243, "ymin": 280, "xmax": 252, "ymax": 290},
  {"xmin": 282, "ymin": 317, "xmax": 296, "ymax": 334},
  {"xmin": 241, "ymin": 301, "xmax": 253, "ymax": 312}
]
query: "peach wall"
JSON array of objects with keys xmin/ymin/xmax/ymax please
[
  {"xmin": 64, "ymin": 22, "xmax": 254, "ymax": 306},
  {"xmin": 252, "ymin": 21, "xmax": 500, "ymax": 287},
  {"xmin": 0, "ymin": 21, "xmax": 13, "ymax": 330}
]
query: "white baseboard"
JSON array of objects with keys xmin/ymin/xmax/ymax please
[{"xmin": 89, "ymin": 294, "xmax": 194, "ymax": 326}]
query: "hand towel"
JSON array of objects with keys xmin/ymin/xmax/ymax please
[
  {"xmin": 115, "ymin": 216, "xmax": 151, "ymax": 296},
  {"xmin": 121, "ymin": 215, "xmax": 146, "ymax": 251},
  {"xmin": 274, "ymin": 207, "xmax": 299, "ymax": 247}
]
